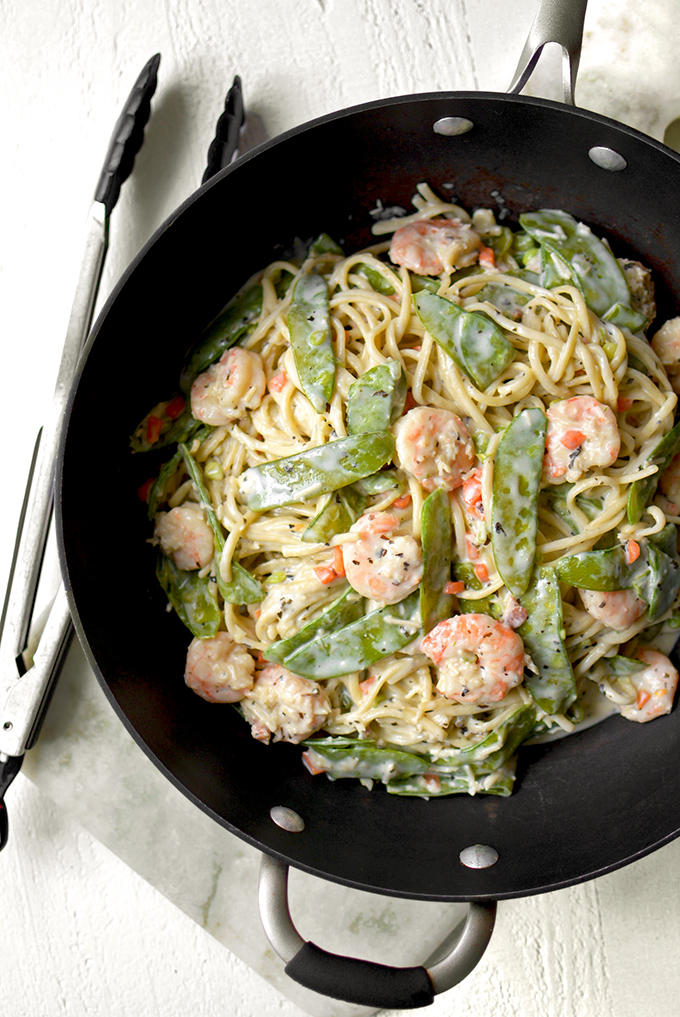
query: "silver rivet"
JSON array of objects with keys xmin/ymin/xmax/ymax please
[
  {"xmin": 270, "ymin": 806, "xmax": 305, "ymax": 833},
  {"xmin": 2, "ymin": 721, "xmax": 12, "ymax": 731},
  {"xmin": 459, "ymin": 844, "xmax": 499, "ymax": 869},
  {"xmin": 434, "ymin": 117, "xmax": 474, "ymax": 137},
  {"xmin": 588, "ymin": 146, "xmax": 627, "ymax": 172}
]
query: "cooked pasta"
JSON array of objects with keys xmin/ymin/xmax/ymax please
[{"xmin": 134, "ymin": 182, "xmax": 680, "ymax": 797}]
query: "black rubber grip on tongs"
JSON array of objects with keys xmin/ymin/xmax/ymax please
[
  {"xmin": 202, "ymin": 75, "xmax": 245, "ymax": 184},
  {"xmin": 284, "ymin": 941, "xmax": 435, "ymax": 1010},
  {"xmin": 94, "ymin": 52, "xmax": 161, "ymax": 213}
]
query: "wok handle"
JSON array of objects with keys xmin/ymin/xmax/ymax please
[
  {"xmin": 507, "ymin": 0, "xmax": 588, "ymax": 105},
  {"xmin": 258, "ymin": 853, "xmax": 496, "ymax": 1010}
]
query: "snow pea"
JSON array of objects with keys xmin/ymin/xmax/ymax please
[
  {"xmin": 632, "ymin": 539, "xmax": 680, "ymax": 622},
  {"xmin": 541, "ymin": 484, "xmax": 603, "ymax": 535},
  {"xmin": 283, "ymin": 590, "xmax": 421, "ymax": 679},
  {"xmin": 413, "ymin": 290, "xmax": 516, "ymax": 390},
  {"xmin": 130, "ymin": 398, "xmax": 207, "ymax": 453},
  {"xmin": 146, "ymin": 449, "xmax": 183, "ymax": 519},
  {"xmin": 179, "ymin": 282, "xmax": 263, "ymax": 394},
  {"xmin": 627, "ymin": 419, "xmax": 680, "ymax": 524},
  {"xmin": 155, "ymin": 553, "xmax": 220, "ymax": 639},
  {"xmin": 307, "ymin": 233, "xmax": 344, "ymax": 257},
  {"xmin": 420, "ymin": 488, "xmax": 454, "ymax": 633},
  {"xmin": 351, "ymin": 467, "xmax": 404, "ymax": 496},
  {"xmin": 301, "ymin": 487, "xmax": 366, "ymax": 543},
  {"xmin": 356, "ymin": 263, "xmax": 395, "ymax": 295},
  {"xmin": 519, "ymin": 210, "xmax": 646, "ymax": 330},
  {"xmin": 555, "ymin": 543, "xmax": 635, "ymax": 591},
  {"xmin": 263, "ymin": 589, "xmax": 365, "ymax": 665},
  {"xmin": 518, "ymin": 567, "xmax": 577, "ymax": 715},
  {"xmin": 179, "ymin": 444, "xmax": 264, "ymax": 604},
  {"xmin": 288, "ymin": 271, "xmax": 336, "ymax": 412},
  {"xmin": 604, "ymin": 655, "xmax": 646, "ymax": 676},
  {"xmin": 346, "ymin": 360, "xmax": 407, "ymax": 434},
  {"xmin": 239, "ymin": 432, "xmax": 396, "ymax": 511},
  {"xmin": 301, "ymin": 736, "xmax": 431, "ymax": 782},
  {"xmin": 491, "ymin": 408, "xmax": 547, "ymax": 597},
  {"xmin": 472, "ymin": 281, "xmax": 533, "ymax": 321},
  {"xmin": 386, "ymin": 762, "xmax": 517, "ymax": 797}
]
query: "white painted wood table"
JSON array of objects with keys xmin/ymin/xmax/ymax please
[{"xmin": 2, "ymin": 1, "xmax": 680, "ymax": 1014}]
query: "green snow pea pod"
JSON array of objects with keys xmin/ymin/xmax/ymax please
[
  {"xmin": 240, "ymin": 432, "xmax": 396, "ymax": 511},
  {"xmin": 356, "ymin": 263, "xmax": 395, "ymax": 295},
  {"xmin": 307, "ymin": 233, "xmax": 344, "ymax": 257},
  {"xmin": 413, "ymin": 290, "xmax": 516, "ymax": 390},
  {"xmin": 519, "ymin": 210, "xmax": 646, "ymax": 328},
  {"xmin": 146, "ymin": 449, "xmax": 183, "ymax": 519},
  {"xmin": 472, "ymin": 281, "xmax": 533, "ymax": 321},
  {"xmin": 346, "ymin": 360, "xmax": 407, "ymax": 434},
  {"xmin": 301, "ymin": 736, "xmax": 430, "ymax": 781},
  {"xmin": 541, "ymin": 484, "xmax": 603, "ymax": 535},
  {"xmin": 409, "ymin": 273, "xmax": 440, "ymax": 294},
  {"xmin": 351, "ymin": 468, "xmax": 404, "ymax": 496},
  {"xmin": 301, "ymin": 487, "xmax": 367, "ymax": 543},
  {"xmin": 155, "ymin": 553, "xmax": 220, "ymax": 639},
  {"xmin": 603, "ymin": 302, "xmax": 648, "ymax": 333},
  {"xmin": 627, "ymin": 419, "xmax": 680, "ymax": 524},
  {"xmin": 491, "ymin": 408, "xmax": 547, "ymax": 597},
  {"xmin": 604, "ymin": 655, "xmax": 646, "ymax": 676},
  {"xmin": 130, "ymin": 397, "xmax": 207, "ymax": 453},
  {"xmin": 386, "ymin": 760, "xmax": 517, "ymax": 797},
  {"xmin": 179, "ymin": 282, "xmax": 263, "ymax": 394},
  {"xmin": 283, "ymin": 589, "xmax": 421, "ymax": 679},
  {"xmin": 518, "ymin": 567, "xmax": 577, "ymax": 715},
  {"xmin": 420, "ymin": 488, "xmax": 454, "ymax": 633},
  {"xmin": 632, "ymin": 542, "xmax": 680, "ymax": 622},
  {"xmin": 555, "ymin": 543, "xmax": 634, "ymax": 591},
  {"xmin": 264, "ymin": 589, "xmax": 365, "ymax": 665},
  {"xmin": 288, "ymin": 271, "xmax": 336, "ymax": 412},
  {"xmin": 178, "ymin": 444, "xmax": 264, "ymax": 604}
]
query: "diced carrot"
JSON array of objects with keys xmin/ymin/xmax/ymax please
[
  {"xmin": 474, "ymin": 562, "xmax": 489, "ymax": 583},
  {"xmin": 165, "ymin": 394, "xmax": 186, "ymax": 419},
  {"xmin": 403, "ymin": 390, "xmax": 418, "ymax": 413},
  {"xmin": 333, "ymin": 545, "xmax": 346, "ymax": 577},
  {"xmin": 444, "ymin": 580, "xmax": 466, "ymax": 595},
  {"xmin": 314, "ymin": 565, "xmax": 337, "ymax": 585},
  {"xmin": 625, "ymin": 539, "xmax": 641, "ymax": 564},
  {"xmin": 463, "ymin": 536, "xmax": 479, "ymax": 561},
  {"xmin": 617, "ymin": 397, "xmax": 634, "ymax": 413},
  {"xmin": 560, "ymin": 430, "xmax": 586, "ymax": 450},
  {"xmin": 479, "ymin": 245, "xmax": 496, "ymax": 268},
  {"xmin": 360, "ymin": 675, "xmax": 378, "ymax": 695},
  {"xmin": 269, "ymin": 371, "xmax": 288, "ymax": 392},
  {"xmin": 423, "ymin": 774, "xmax": 441, "ymax": 792},
  {"xmin": 146, "ymin": 415, "xmax": 164, "ymax": 444},
  {"xmin": 137, "ymin": 478, "xmax": 155, "ymax": 502},
  {"xmin": 393, "ymin": 493, "xmax": 412, "ymax": 509},
  {"xmin": 637, "ymin": 689, "xmax": 651, "ymax": 710},
  {"xmin": 462, "ymin": 469, "xmax": 484, "ymax": 518},
  {"xmin": 301, "ymin": 751, "xmax": 327, "ymax": 776}
]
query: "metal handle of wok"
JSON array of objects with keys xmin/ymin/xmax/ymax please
[
  {"xmin": 258, "ymin": 854, "xmax": 496, "ymax": 1010},
  {"xmin": 508, "ymin": 0, "xmax": 588, "ymax": 105}
]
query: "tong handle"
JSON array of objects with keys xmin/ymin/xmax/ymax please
[{"xmin": 508, "ymin": 0, "xmax": 588, "ymax": 105}]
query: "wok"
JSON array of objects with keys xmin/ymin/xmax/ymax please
[{"xmin": 56, "ymin": 0, "xmax": 680, "ymax": 1008}]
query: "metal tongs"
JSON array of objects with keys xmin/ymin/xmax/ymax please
[
  {"xmin": 0, "ymin": 54, "xmax": 162, "ymax": 848},
  {"xmin": 0, "ymin": 67, "xmax": 248, "ymax": 850}
]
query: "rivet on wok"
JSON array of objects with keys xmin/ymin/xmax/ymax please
[
  {"xmin": 588, "ymin": 146, "xmax": 628, "ymax": 172},
  {"xmin": 459, "ymin": 844, "xmax": 499, "ymax": 869},
  {"xmin": 270, "ymin": 806, "xmax": 305, "ymax": 833},
  {"xmin": 433, "ymin": 117, "xmax": 474, "ymax": 137}
]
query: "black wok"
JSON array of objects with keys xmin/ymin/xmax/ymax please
[{"xmin": 56, "ymin": 0, "xmax": 680, "ymax": 1008}]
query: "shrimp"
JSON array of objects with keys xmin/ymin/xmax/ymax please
[
  {"xmin": 154, "ymin": 503, "xmax": 214, "ymax": 570},
  {"xmin": 341, "ymin": 511, "xmax": 423, "ymax": 604},
  {"xmin": 620, "ymin": 648, "xmax": 679, "ymax": 723},
  {"xmin": 543, "ymin": 396, "xmax": 620, "ymax": 484},
  {"xmin": 389, "ymin": 218, "xmax": 481, "ymax": 275},
  {"xmin": 393, "ymin": 406, "xmax": 476, "ymax": 492},
  {"xmin": 421, "ymin": 613, "xmax": 526, "ymax": 707},
  {"xmin": 184, "ymin": 632, "xmax": 255, "ymax": 703},
  {"xmin": 190, "ymin": 347, "xmax": 266, "ymax": 425},
  {"xmin": 240, "ymin": 663, "xmax": 331, "ymax": 744},
  {"xmin": 651, "ymin": 317, "xmax": 680, "ymax": 393},
  {"xmin": 579, "ymin": 588, "xmax": 646, "ymax": 631}
]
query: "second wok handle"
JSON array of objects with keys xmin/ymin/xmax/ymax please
[
  {"xmin": 508, "ymin": 0, "xmax": 589, "ymax": 105},
  {"xmin": 258, "ymin": 853, "xmax": 496, "ymax": 1010}
]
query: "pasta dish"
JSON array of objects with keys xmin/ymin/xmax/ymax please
[{"xmin": 132, "ymin": 183, "xmax": 680, "ymax": 797}]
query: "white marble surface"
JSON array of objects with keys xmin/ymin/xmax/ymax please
[{"xmin": 3, "ymin": 1, "xmax": 680, "ymax": 1015}]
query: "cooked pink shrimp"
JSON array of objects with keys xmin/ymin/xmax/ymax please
[
  {"xmin": 240, "ymin": 664, "xmax": 331, "ymax": 744},
  {"xmin": 184, "ymin": 632, "xmax": 255, "ymax": 703},
  {"xmin": 651, "ymin": 317, "xmax": 680, "ymax": 392},
  {"xmin": 658, "ymin": 452, "xmax": 680, "ymax": 514},
  {"xmin": 620, "ymin": 648, "xmax": 679, "ymax": 723},
  {"xmin": 389, "ymin": 218, "xmax": 481, "ymax": 275},
  {"xmin": 190, "ymin": 347, "xmax": 266, "ymax": 425},
  {"xmin": 393, "ymin": 406, "xmax": 476, "ymax": 492},
  {"xmin": 342, "ymin": 511, "xmax": 423, "ymax": 604},
  {"xmin": 154, "ymin": 503, "xmax": 214, "ymax": 570},
  {"xmin": 422, "ymin": 613, "xmax": 526, "ymax": 707},
  {"xmin": 579, "ymin": 588, "xmax": 646, "ymax": 631},
  {"xmin": 543, "ymin": 396, "xmax": 620, "ymax": 484}
]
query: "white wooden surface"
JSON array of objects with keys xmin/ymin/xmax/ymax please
[{"xmin": 3, "ymin": 1, "xmax": 680, "ymax": 1014}]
